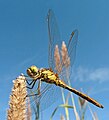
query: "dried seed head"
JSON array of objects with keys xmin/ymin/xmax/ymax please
[
  {"xmin": 61, "ymin": 41, "xmax": 70, "ymax": 67},
  {"xmin": 7, "ymin": 75, "xmax": 27, "ymax": 120},
  {"xmin": 54, "ymin": 41, "xmax": 70, "ymax": 74},
  {"xmin": 54, "ymin": 45, "xmax": 62, "ymax": 73}
]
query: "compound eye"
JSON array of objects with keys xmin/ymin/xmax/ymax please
[
  {"xmin": 30, "ymin": 66, "xmax": 38, "ymax": 72},
  {"xmin": 33, "ymin": 70, "xmax": 38, "ymax": 75},
  {"xmin": 27, "ymin": 65, "xmax": 39, "ymax": 77},
  {"xmin": 31, "ymin": 68, "xmax": 36, "ymax": 73}
]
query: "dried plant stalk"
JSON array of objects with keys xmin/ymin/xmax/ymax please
[
  {"xmin": 7, "ymin": 75, "xmax": 27, "ymax": 120},
  {"xmin": 26, "ymin": 97, "xmax": 32, "ymax": 120}
]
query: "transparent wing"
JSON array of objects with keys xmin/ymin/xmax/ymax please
[
  {"xmin": 27, "ymin": 79, "xmax": 61, "ymax": 112},
  {"xmin": 67, "ymin": 29, "xmax": 78, "ymax": 69},
  {"xmin": 47, "ymin": 9, "xmax": 62, "ymax": 71},
  {"xmin": 47, "ymin": 9, "xmax": 78, "ymax": 80},
  {"xmin": 39, "ymin": 84, "xmax": 61, "ymax": 111},
  {"xmin": 60, "ymin": 29, "xmax": 78, "ymax": 81}
]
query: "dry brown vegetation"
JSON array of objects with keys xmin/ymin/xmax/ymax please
[{"xmin": 7, "ymin": 75, "xmax": 27, "ymax": 120}]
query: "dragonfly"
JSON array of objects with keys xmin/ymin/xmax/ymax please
[{"xmin": 26, "ymin": 9, "xmax": 103, "ymax": 111}]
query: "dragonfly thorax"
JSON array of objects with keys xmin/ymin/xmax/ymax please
[{"xmin": 27, "ymin": 65, "xmax": 40, "ymax": 78}]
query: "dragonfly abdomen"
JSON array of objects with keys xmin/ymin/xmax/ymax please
[{"xmin": 58, "ymin": 83, "xmax": 104, "ymax": 109}]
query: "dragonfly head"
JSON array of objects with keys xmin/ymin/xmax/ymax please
[{"xmin": 27, "ymin": 65, "xmax": 39, "ymax": 78}]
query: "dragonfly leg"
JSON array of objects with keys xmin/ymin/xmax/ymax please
[
  {"xmin": 26, "ymin": 80, "xmax": 37, "ymax": 89},
  {"xmin": 37, "ymin": 80, "xmax": 41, "ymax": 95},
  {"xmin": 26, "ymin": 80, "xmax": 42, "ymax": 97},
  {"xmin": 26, "ymin": 79, "xmax": 35, "ymax": 85},
  {"xmin": 26, "ymin": 92, "xmax": 39, "ymax": 97}
]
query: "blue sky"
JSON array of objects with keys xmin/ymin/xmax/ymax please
[{"xmin": 0, "ymin": 0, "xmax": 109, "ymax": 119}]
